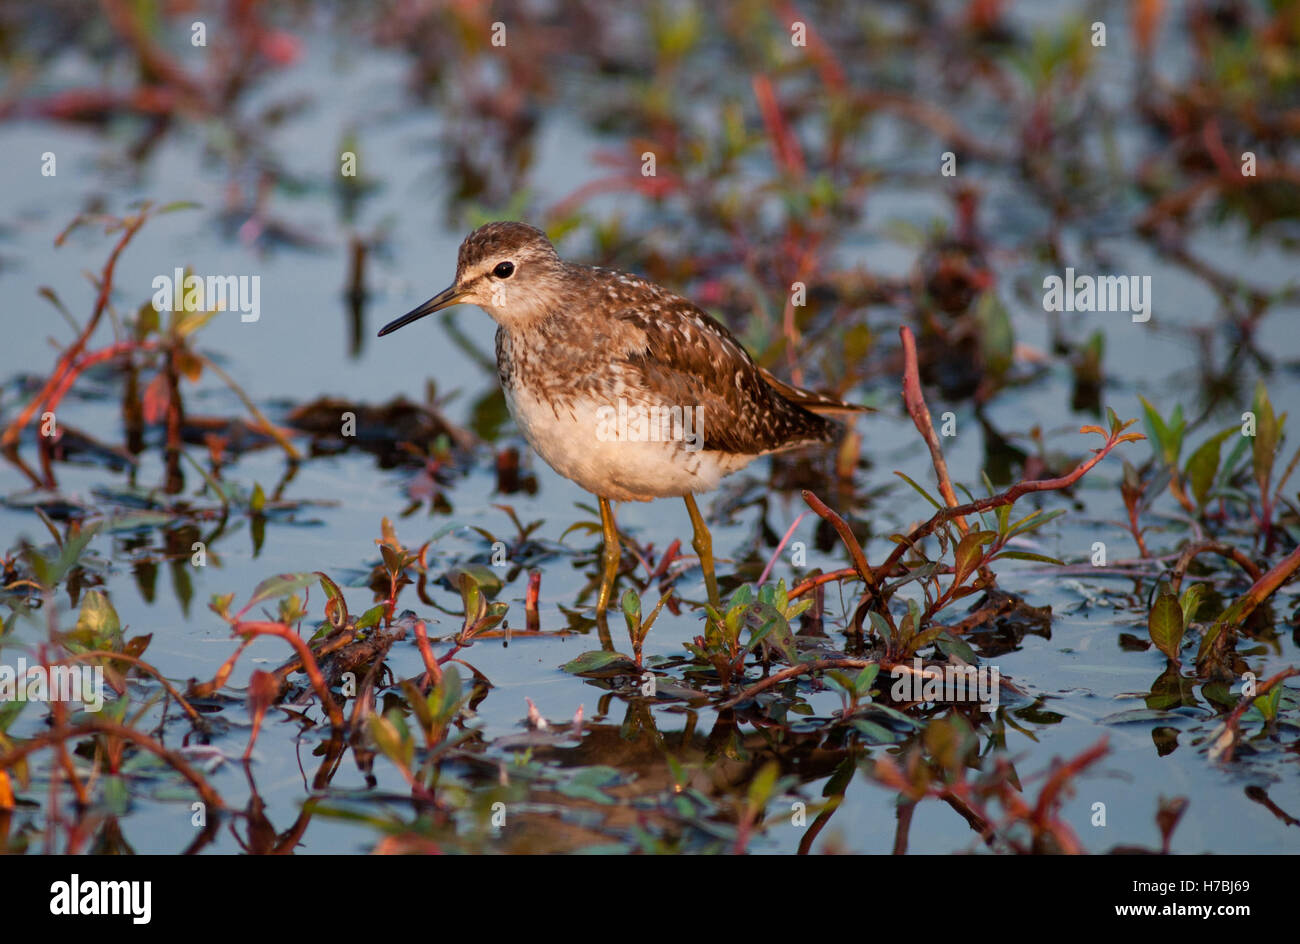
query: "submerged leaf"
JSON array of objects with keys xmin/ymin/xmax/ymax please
[
  {"xmin": 562, "ymin": 650, "xmax": 638, "ymax": 676},
  {"xmin": 246, "ymin": 572, "xmax": 317, "ymax": 610}
]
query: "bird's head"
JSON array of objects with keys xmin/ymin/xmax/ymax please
[{"xmin": 378, "ymin": 221, "xmax": 566, "ymax": 336}]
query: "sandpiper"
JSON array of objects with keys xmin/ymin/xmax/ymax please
[{"xmin": 379, "ymin": 221, "xmax": 866, "ymax": 613}]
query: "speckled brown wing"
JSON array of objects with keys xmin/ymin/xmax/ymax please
[{"xmin": 608, "ymin": 284, "xmax": 837, "ymax": 456}]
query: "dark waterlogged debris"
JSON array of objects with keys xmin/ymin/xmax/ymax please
[
  {"xmin": 180, "ymin": 415, "xmax": 284, "ymax": 454},
  {"xmin": 40, "ymin": 423, "xmax": 137, "ymax": 470},
  {"xmin": 960, "ymin": 589, "xmax": 1053, "ymax": 656},
  {"xmin": 1, "ymin": 491, "xmax": 95, "ymax": 521},
  {"xmin": 287, "ymin": 396, "xmax": 475, "ymax": 464}
]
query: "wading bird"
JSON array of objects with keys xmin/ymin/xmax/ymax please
[{"xmin": 379, "ymin": 222, "xmax": 865, "ymax": 613}]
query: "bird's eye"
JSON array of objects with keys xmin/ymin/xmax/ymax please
[{"xmin": 493, "ymin": 261, "xmax": 516, "ymax": 279}]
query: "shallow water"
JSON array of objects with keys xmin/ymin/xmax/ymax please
[{"xmin": 1, "ymin": 1, "xmax": 1298, "ymax": 854}]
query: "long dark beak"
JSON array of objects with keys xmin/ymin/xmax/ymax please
[{"xmin": 377, "ymin": 284, "xmax": 465, "ymax": 337}]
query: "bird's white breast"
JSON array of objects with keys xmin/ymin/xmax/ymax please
[{"xmin": 503, "ymin": 386, "xmax": 752, "ymax": 501}]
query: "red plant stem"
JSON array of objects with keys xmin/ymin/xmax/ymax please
[
  {"xmin": 779, "ymin": 247, "xmax": 819, "ymax": 382},
  {"xmin": 386, "ymin": 572, "xmax": 399, "ymax": 622},
  {"xmin": 1222, "ymin": 544, "xmax": 1300, "ymax": 629},
  {"xmin": 801, "ymin": 492, "xmax": 875, "ymax": 589},
  {"xmin": 1167, "ymin": 541, "xmax": 1263, "ymax": 594},
  {"xmin": 1029, "ymin": 737, "xmax": 1109, "ymax": 835},
  {"xmin": 648, "ymin": 539, "xmax": 682, "ymax": 582},
  {"xmin": 875, "ymin": 427, "xmax": 1134, "ymax": 583},
  {"xmin": 525, "ymin": 570, "xmax": 541, "ymax": 633},
  {"xmin": 900, "ymin": 326, "xmax": 968, "ymax": 534},
  {"xmin": 244, "ymin": 708, "xmax": 266, "ymax": 762},
  {"xmin": 788, "ymin": 567, "xmax": 860, "ymax": 600},
  {"xmin": 759, "ymin": 512, "xmax": 805, "ymax": 586},
  {"xmin": 233, "ymin": 621, "xmax": 344, "ymax": 728},
  {"xmin": 0, "ymin": 718, "xmax": 224, "ymax": 812},
  {"xmin": 164, "ymin": 344, "xmax": 185, "ymax": 487},
  {"xmin": 187, "ymin": 637, "xmax": 253, "ymax": 697},
  {"xmin": 718, "ymin": 658, "xmax": 876, "ymax": 709},
  {"xmin": 778, "ymin": 3, "xmax": 846, "ymax": 93},
  {"xmin": 1126, "ymin": 498, "xmax": 1149, "ymax": 558},
  {"xmin": 413, "ymin": 617, "xmax": 443, "ymax": 688},
  {"xmin": 62, "ymin": 650, "xmax": 203, "ymax": 724},
  {"xmin": 1218, "ymin": 667, "xmax": 1300, "ymax": 763},
  {"xmin": 42, "ymin": 342, "xmax": 158, "ymax": 428},
  {"xmin": 3, "ymin": 214, "xmax": 148, "ymax": 449},
  {"xmin": 753, "ymin": 74, "xmax": 806, "ymax": 179},
  {"xmin": 99, "ymin": 0, "xmax": 209, "ymax": 104}
]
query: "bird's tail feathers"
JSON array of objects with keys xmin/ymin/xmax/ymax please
[{"xmin": 759, "ymin": 367, "xmax": 875, "ymax": 416}]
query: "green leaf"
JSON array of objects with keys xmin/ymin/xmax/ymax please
[
  {"xmin": 934, "ymin": 631, "xmax": 978, "ymax": 663},
  {"xmin": 1178, "ymin": 583, "xmax": 1205, "ymax": 626},
  {"xmin": 354, "ymin": 604, "xmax": 386, "ymax": 630},
  {"xmin": 1106, "ymin": 405, "xmax": 1123, "ymax": 436},
  {"xmin": 895, "ymin": 471, "xmax": 943, "ymax": 510},
  {"xmin": 990, "ymin": 550, "xmax": 1065, "ymax": 565},
  {"xmin": 1184, "ymin": 427, "xmax": 1235, "ymax": 507},
  {"xmin": 53, "ymin": 521, "xmax": 103, "ymax": 584},
  {"xmin": 158, "ymin": 200, "xmax": 201, "ymax": 215},
  {"xmin": 246, "ymin": 572, "xmax": 317, "ymax": 610},
  {"xmin": 1148, "ymin": 590, "xmax": 1184, "ymax": 663},
  {"xmin": 900, "ymin": 599, "xmax": 920, "ymax": 647},
  {"xmin": 1251, "ymin": 380, "xmax": 1280, "ymax": 495},
  {"xmin": 1195, "ymin": 618, "xmax": 1226, "ymax": 664},
  {"xmin": 209, "ymin": 592, "xmax": 236, "ymax": 620},
  {"xmin": 557, "ymin": 767, "xmax": 620, "ymax": 805},
  {"xmin": 746, "ymin": 603, "xmax": 798, "ymax": 663},
  {"xmin": 1216, "ymin": 428, "xmax": 1249, "ymax": 486},
  {"xmin": 316, "ymin": 571, "xmax": 348, "ymax": 629},
  {"xmin": 250, "ymin": 482, "xmax": 266, "ymax": 515},
  {"xmin": 637, "ymin": 592, "xmax": 673, "ymax": 643},
  {"xmin": 104, "ymin": 775, "xmax": 130, "ymax": 817},
  {"xmin": 76, "ymin": 589, "xmax": 121, "ymax": 643},
  {"xmin": 953, "ymin": 529, "xmax": 998, "ymax": 584},
  {"xmin": 428, "ymin": 669, "xmax": 464, "ymax": 722},
  {"xmin": 853, "ymin": 664, "xmax": 880, "ymax": 697},
  {"xmin": 975, "ymin": 291, "xmax": 1013, "ymax": 380},
  {"xmin": 379, "ymin": 543, "xmax": 404, "ymax": 575},
  {"xmin": 0, "ymin": 697, "xmax": 26, "ymax": 732},
  {"xmin": 867, "ymin": 610, "xmax": 892, "ymax": 644},
  {"xmin": 908, "ymin": 626, "xmax": 945, "ymax": 654},
  {"xmin": 1255, "ymin": 685, "xmax": 1282, "ymax": 723},
  {"xmin": 561, "ymin": 650, "xmax": 638, "ymax": 676},
  {"xmin": 445, "ymin": 564, "xmax": 503, "ymax": 594},
  {"xmin": 368, "ymin": 710, "xmax": 413, "ymax": 768},
  {"xmin": 1006, "ymin": 508, "xmax": 1066, "ymax": 538},
  {"xmin": 1139, "ymin": 395, "xmax": 1184, "ymax": 468},
  {"xmin": 859, "ymin": 701, "xmax": 923, "ymax": 730},
  {"xmin": 747, "ymin": 760, "xmax": 781, "ymax": 809},
  {"xmin": 621, "ymin": 589, "xmax": 642, "ymax": 638},
  {"xmin": 825, "ymin": 670, "xmax": 857, "ymax": 697},
  {"xmin": 851, "ymin": 719, "xmax": 900, "ymax": 744}
]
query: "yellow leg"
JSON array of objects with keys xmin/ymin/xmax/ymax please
[
  {"xmin": 683, "ymin": 493, "xmax": 721, "ymax": 611},
  {"xmin": 596, "ymin": 496, "xmax": 621, "ymax": 612}
]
